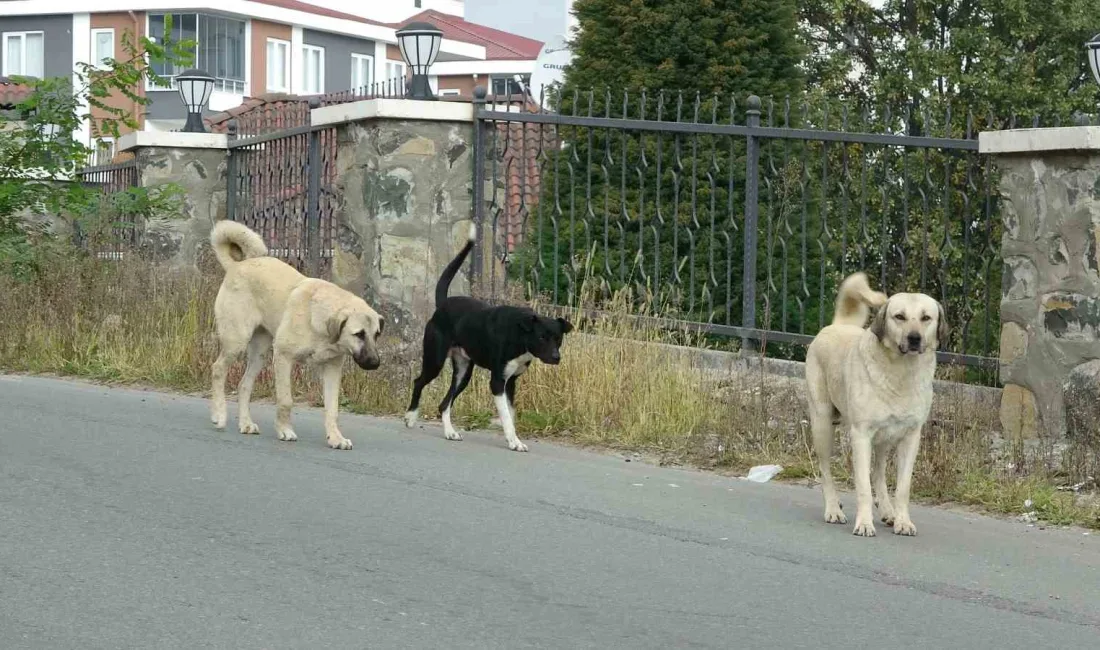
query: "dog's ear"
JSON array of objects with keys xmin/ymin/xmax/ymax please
[
  {"xmin": 329, "ymin": 315, "xmax": 348, "ymax": 343},
  {"xmin": 557, "ymin": 317, "xmax": 573, "ymax": 334},
  {"xmin": 377, "ymin": 317, "xmax": 384, "ymax": 337},
  {"xmin": 869, "ymin": 303, "xmax": 887, "ymax": 341},
  {"xmin": 936, "ymin": 300, "xmax": 950, "ymax": 348},
  {"xmin": 520, "ymin": 313, "xmax": 539, "ymax": 332}
]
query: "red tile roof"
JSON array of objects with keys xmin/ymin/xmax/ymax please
[
  {"xmin": 399, "ymin": 9, "xmax": 543, "ymax": 60},
  {"xmin": 251, "ymin": 0, "xmax": 389, "ymax": 26},
  {"xmin": 0, "ymin": 76, "xmax": 32, "ymax": 109},
  {"xmin": 248, "ymin": 2, "xmax": 543, "ymax": 61}
]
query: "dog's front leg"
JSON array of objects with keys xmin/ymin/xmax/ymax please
[
  {"xmin": 891, "ymin": 428, "xmax": 922, "ymax": 536},
  {"xmin": 321, "ymin": 361, "xmax": 352, "ymax": 450},
  {"xmin": 850, "ymin": 427, "xmax": 876, "ymax": 537},
  {"xmin": 491, "ymin": 375, "xmax": 527, "ymax": 452},
  {"xmin": 273, "ymin": 352, "xmax": 298, "ymax": 442},
  {"xmin": 873, "ymin": 439, "xmax": 897, "ymax": 526}
]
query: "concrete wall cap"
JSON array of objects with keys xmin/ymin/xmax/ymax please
[
  {"xmin": 311, "ymin": 99, "xmax": 474, "ymax": 128},
  {"xmin": 978, "ymin": 126, "xmax": 1100, "ymax": 155},
  {"xmin": 118, "ymin": 131, "xmax": 229, "ymax": 152}
]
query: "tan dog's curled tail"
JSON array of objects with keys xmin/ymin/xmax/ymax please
[
  {"xmin": 832, "ymin": 272, "xmax": 888, "ymax": 327},
  {"xmin": 210, "ymin": 220, "xmax": 268, "ymax": 271}
]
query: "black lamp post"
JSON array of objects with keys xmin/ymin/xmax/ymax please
[
  {"xmin": 1088, "ymin": 34, "xmax": 1100, "ymax": 89},
  {"xmin": 395, "ymin": 22, "xmax": 443, "ymax": 100},
  {"xmin": 176, "ymin": 68, "xmax": 215, "ymax": 133}
]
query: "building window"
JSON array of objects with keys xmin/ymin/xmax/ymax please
[
  {"xmin": 2, "ymin": 31, "xmax": 45, "ymax": 78},
  {"xmin": 266, "ymin": 38, "xmax": 290, "ymax": 93},
  {"xmin": 352, "ymin": 52, "xmax": 374, "ymax": 92},
  {"xmin": 490, "ymin": 74, "xmax": 530, "ymax": 96},
  {"xmin": 91, "ymin": 28, "xmax": 114, "ymax": 70},
  {"xmin": 351, "ymin": 53, "xmax": 374, "ymax": 92},
  {"xmin": 93, "ymin": 138, "xmax": 115, "ymax": 166},
  {"xmin": 148, "ymin": 13, "xmax": 246, "ymax": 94},
  {"xmin": 302, "ymin": 44, "xmax": 324, "ymax": 94},
  {"xmin": 386, "ymin": 61, "xmax": 405, "ymax": 81}
]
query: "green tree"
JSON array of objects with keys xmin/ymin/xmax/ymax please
[
  {"xmin": 800, "ymin": 0, "xmax": 1100, "ymax": 122},
  {"xmin": 508, "ymin": 0, "xmax": 807, "ymax": 346},
  {"xmin": 0, "ymin": 21, "xmax": 192, "ymax": 279},
  {"xmin": 564, "ymin": 0, "xmax": 805, "ymax": 99}
]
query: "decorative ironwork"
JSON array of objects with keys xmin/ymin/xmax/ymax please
[
  {"xmin": 472, "ymin": 90, "xmax": 1008, "ymax": 376},
  {"xmin": 226, "ymin": 97, "xmax": 336, "ymax": 277},
  {"xmin": 74, "ymin": 159, "xmax": 141, "ymax": 259}
]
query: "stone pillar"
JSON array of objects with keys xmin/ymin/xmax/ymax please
[
  {"xmin": 311, "ymin": 99, "xmax": 476, "ymax": 342},
  {"xmin": 979, "ymin": 128, "xmax": 1100, "ymax": 441},
  {"xmin": 117, "ymin": 131, "xmax": 229, "ymax": 267}
]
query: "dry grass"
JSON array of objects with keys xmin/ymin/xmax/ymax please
[{"xmin": 1, "ymin": 254, "xmax": 1098, "ymax": 530}]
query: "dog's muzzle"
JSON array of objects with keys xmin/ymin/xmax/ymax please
[
  {"xmin": 905, "ymin": 333, "xmax": 922, "ymax": 353},
  {"xmin": 354, "ymin": 350, "xmax": 381, "ymax": 370},
  {"xmin": 542, "ymin": 350, "xmax": 561, "ymax": 365}
]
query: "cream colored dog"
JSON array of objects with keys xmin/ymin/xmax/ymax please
[
  {"xmin": 805, "ymin": 272, "xmax": 948, "ymax": 537},
  {"xmin": 208, "ymin": 221, "xmax": 384, "ymax": 450}
]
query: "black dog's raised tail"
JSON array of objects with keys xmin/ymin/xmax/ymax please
[{"xmin": 435, "ymin": 223, "xmax": 478, "ymax": 306}]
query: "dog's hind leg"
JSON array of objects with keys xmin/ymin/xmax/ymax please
[
  {"xmin": 811, "ymin": 408, "xmax": 846, "ymax": 525},
  {"xmin": 210, "ymin": 328, "xmax": 250, "ymax": 430},
  {"xmin": 438, "ymin": 355, "xmax": 473, "ymax": 441},
  {"xmin": 236, "ymin": 328, "xmax": 272, "ymax": 435},
  {"xmin": 490, "ymin": 374, "xmax": 527, "ymax": 452},
  {"xmin": 405, "ymin": 322, "xmax": 446, "ymax": 428},
  {"xmin": 873, "ymin": 438, "xmax": 897, "ymax": 526}
]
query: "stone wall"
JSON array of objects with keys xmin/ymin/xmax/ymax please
[
  {"xmin": 133, "ymin": 146, "xmax": 228, "ymax": 266},
  {"xmin": 996, "ymin": 152, "xmax": 1100, "ymax": 440},
  {"xmin": 329, "ymin": 118, "xmax": 474, "ymax": 341}
]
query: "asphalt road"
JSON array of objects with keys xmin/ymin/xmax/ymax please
[{"xmin": 2, "ymin": 375, "xmax": 1099, "ymax": 649}]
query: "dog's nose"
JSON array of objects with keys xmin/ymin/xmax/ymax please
[
  {"xmin": 356, "ymin": 353, "xmax": 381, "ymax": 370},
  {"xmin": 907, "ymin": 333, "xmax": 922, "ymax": 350},
  {"xmin": 548, "ymin": 350, "xmax": 561, "ymax": 364}
]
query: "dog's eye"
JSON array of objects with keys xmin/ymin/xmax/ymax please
[
  {"xmin": 920, "ymin": 315, "xmax": 932, "ymax": 322},
  {"xmin": 354, "ymin": 330, "xmax": 366, "ymax": 340},
  {"xmin": 893, "ymin": 314, "xmax": 906, "ymax": 321}
]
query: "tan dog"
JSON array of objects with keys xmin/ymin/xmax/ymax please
[
  {"xmin": 805, "ymin": 272, "xmax": 948, "ymax": 537},
  {"xmin": 208, "ymin": 221, "xmax": 384, "ymax": 450}
]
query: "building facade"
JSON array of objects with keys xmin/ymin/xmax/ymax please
[{"xmin": 0, "ymin": 0, "xmax": 540, "ymax": 157}]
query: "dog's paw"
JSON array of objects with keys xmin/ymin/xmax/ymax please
[
  {"xmin": 404, "ymin": 410, "xmax": 418, "ymax": 428},
  {"xmin": 892, "ymin": 518, "xmax": 917, "ymax": 536},
  {"xmin": 852, "ymin": 519, "xmax": 877, "ymax": 537},
  {"xmin": 824, "ymin": 505, "xmax": 847, "ymax": 525},
  {"xmin": 212, "ymin": 414, "xmax": 227, "ymax": 430},
  {"xmin": 880, "ymin": 512, "xmax": 896, "ymax": 526},
  {"xmin": 239, "ymin": 421, "xmax": 260, "ymax": 435},
  {"xmin": 327, "ymin": 435, "xmax": 353, "ymax": 451},
  {"xmin": 277, "ymin": 429, "xmax": 298, "ymax": 442},
  {"xmin": 444, "ymin": 429, "xmax": 463, "ymax": 441},
  {"xmin": 508, "ymin": 439, "xmax": 529, "ymax": 453}
]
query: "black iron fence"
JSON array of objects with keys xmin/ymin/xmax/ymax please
[
  {"xmin": 225, "ymin": 97, "xmax": 337, "ymax": 277},
  {"xmin": 74, "ymin": 159, "xmax": 141, "ymax": 259},
  {"xmin": 472, "ymin": 90, "xmax": 1006, "ymax": 373}
]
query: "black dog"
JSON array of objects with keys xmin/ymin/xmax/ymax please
[{"xmin": 404, "ymin": 225, "xmax": 573, "ymax": 452}]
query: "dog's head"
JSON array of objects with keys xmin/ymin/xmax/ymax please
[
  {"xmin": 869, "ymin": 292, "xmax": 948, "ymax": 357},
  {"xmin": 328, "ymin": 305, "xmax": 385, "ymax": 370},
  {"xmin": 518, "ymin": 313, "xmax": 574, "ymax": 365}
]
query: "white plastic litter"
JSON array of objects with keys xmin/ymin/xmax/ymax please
[{"xmin": 745, "ymin": 465, "xmax": 783, "ymax": 483}]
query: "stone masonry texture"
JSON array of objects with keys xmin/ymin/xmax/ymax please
[
  {"xmin": 135, "ymin": 146, "xmax": 229, "ymax": 267},
  {"xmin": 331, "ymin": 118, "xmax": 475, "ymax": 344},
  {"xmin": 996, "ymin": 153, "xmax": 1100, "ymax": 439}
]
